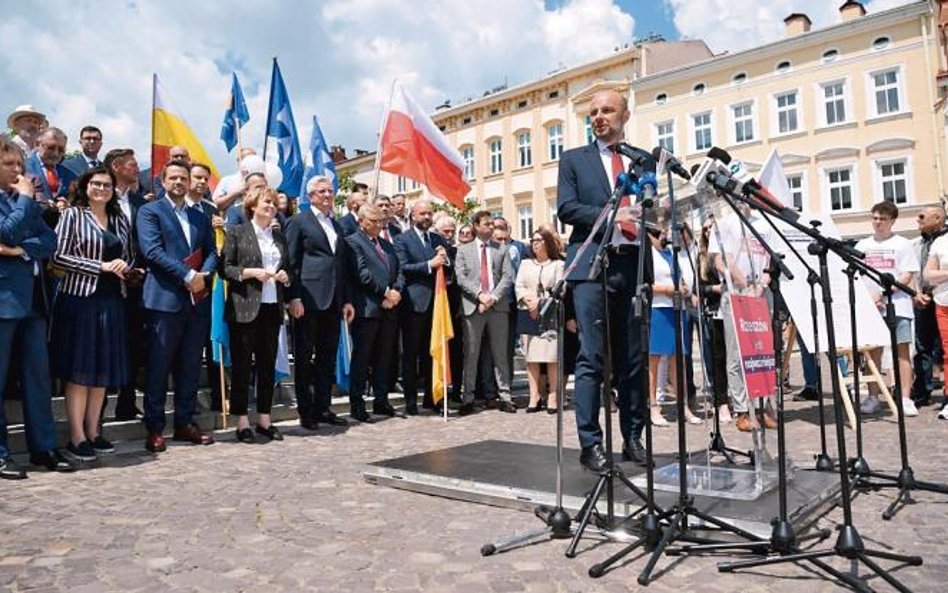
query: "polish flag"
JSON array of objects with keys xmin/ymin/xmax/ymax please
[{"xmin": 379, "ymin": 82, "xmax": 470, "ymax": 207}]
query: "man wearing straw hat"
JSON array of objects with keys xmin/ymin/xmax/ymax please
[{"xmin": 6, "ymin": 104, "xmax": 48, "ymax": 153}]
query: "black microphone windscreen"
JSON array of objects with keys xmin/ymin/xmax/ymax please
[
  {"xmin": 689, "ymin": 163, "xmax": 701, "ymax": 176},
  {"xmin": 651, "ymin": 146, "xmax": 663, "ymax": 161},
  {"xmin": 707, "ymin": 147, "xmax": 731, "ymax": 164}
]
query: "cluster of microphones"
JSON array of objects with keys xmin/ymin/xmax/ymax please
[{"xmin": 614, "ymin": 142, "xmax": 800, "ymax": 223}]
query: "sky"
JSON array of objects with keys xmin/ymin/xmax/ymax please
[{"xmin": 0, "ymin": 0, "xmax": 914, "ymax": 171}]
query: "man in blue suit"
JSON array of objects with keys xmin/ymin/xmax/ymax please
[
  {"xmin": 557, "ymin": 89, "xmax": 647, "ymax": 473},
  {"xmin": 394, "ymin": 199, "xmax": 449, "ymax": 414},
  {"xmin": 62, "ymin": 126, "xmax": 103, "ymax": 176},
  {"xmin": 137, "ymin": 160, "xmax": 218, "ymax": 453},
  {"xmin": 286, "ymin": 175, "xmax": 354, "ymax": 430},
  {"xmin": 345, "ymin": 203, "xmax": 404, "ymax": 421},
  {"xmin": 25, "ymin": 127, "xmax": 76, "ymax": 206},
  {"xmin": 0, "ymin": 137, "xmax": 76, "ymax": 478}
]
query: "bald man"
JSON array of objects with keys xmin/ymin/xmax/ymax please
[
  {"xmin": 912, "ymin": 204, "xmax": 947, "ymax": 407},
  {"xmin": 556, "ymin": 89, "xmax": 647, "ymax": 472}
]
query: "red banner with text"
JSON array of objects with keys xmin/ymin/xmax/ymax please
[{"xmin": 730, "ymin": 294, "xmax": 776, "ymax": 399}]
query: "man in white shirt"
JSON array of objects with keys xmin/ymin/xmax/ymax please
[{"xmin": 856, "ymin": 201, "xmax": 919, "ymax": 417}]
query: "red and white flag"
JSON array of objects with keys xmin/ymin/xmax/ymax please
[{"xmin": 379, "ymin": 81, "xmax": 470, "ymax": 207}]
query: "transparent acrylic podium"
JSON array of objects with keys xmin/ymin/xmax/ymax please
[{"xmin": 633, "ymin": 427, "xmax": 793, "ymax": 501}]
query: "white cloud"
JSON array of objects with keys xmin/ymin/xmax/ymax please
[
  {"xmin": 664, "ymin": 0, "xmax": 918, "ymax": 54},
  {"xmin": 0, "ymin": 0, "xmax": 635, "ymax": 177}
]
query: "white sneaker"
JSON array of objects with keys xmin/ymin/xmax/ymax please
[
  {"xmin": 860, "ymin": 395, "xmax": 881, "ymax": 414},
  {"xmin": 938, "ymin": 405, "xmax": 948, "ymax": 420},
  {"xmin": 901, "ymin": 398, "xmax": 919, "ymax": 417}
]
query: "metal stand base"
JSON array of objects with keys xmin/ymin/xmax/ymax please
[
  {"xmin": 481, "ymin": 506, "xmax": 573, "ymax": 556},
  {"xmin": 857, "ymin": 467, "xmax": 948, "ymax": 520}
]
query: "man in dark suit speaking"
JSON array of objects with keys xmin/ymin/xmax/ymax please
[{"xmin": 556, "ymin": 89, "xmax": 647, "ymax": 473}]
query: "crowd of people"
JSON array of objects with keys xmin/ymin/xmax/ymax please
[{"xmin": 2, "ymin": 97, "xmax": 946, "ymax": 481}]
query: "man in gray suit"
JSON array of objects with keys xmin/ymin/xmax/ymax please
[{"xmin": 455, "ymin": 210, "xmax": 516, "ymax": 415}]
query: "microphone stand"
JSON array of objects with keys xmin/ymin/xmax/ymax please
[
  {"xmin": 621, "ymin": 169, "xmax": 762, "ymax": 586},
  {"xmin": 709, "ymin": 180, "xmax": 922, "ymax": 593},
  {"xmin": 843, "ymin": 263, "xmax": 872, "ymax": 480},
  {"xmin": 480, "ymin": 280, "xmax": 573, "ymax": 556},
  {"xmin": 842, "ymin": 265, "xmax": 948, "ymax": 519},
  {"xmin": 669, "ymin": 189, "xmax": 830, "ymax": 561},
  {"xmin": 563, "ymin": 167, "xmax": 656, "ymax": 559}
]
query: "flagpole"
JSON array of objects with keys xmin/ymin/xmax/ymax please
[
  {"xmin": 262, "ymin": 57, "xmax": 277, "ymax": 162},
  {"xmin": 442, "ymin": 340, "xmax": 449, "ymax": 422},
  {"xmin": 371, "ymin": 79, "xmax": 397, "ymax": 197},
  {"xmin": 218, "ymin": 343, "xmax": 229, "ymax": 429},
  {"xmin": 150, "ymin": 74, "xmax": 157, "ymax": 185}
]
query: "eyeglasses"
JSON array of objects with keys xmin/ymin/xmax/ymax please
[
  {"xmin": 531, "ymin": 238, "xmax": 544, "ymax": 243},
  {"xmin": 89, "ymin": 181, "xmax": 113, "ymax": 190}
]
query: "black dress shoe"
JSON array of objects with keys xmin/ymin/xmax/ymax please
[
  {"xmin": 458, "ymin": 402, "xmax": 475, "ymax": 416},
  {"xmin": 236, "ymin": 427, "xmax": 256, "ymax": 443},
  {"xmin": 114, "ymin": 406, "xmax": 143, "ymax": 422},
  {"xmin": 318, "ymin": 412, "xmax": 348, "ymax": 426},
  {"xmin": 373, "ymin": 403, "xmax": 396, "ymax": 417},
  {"xmin": 497, "ymin": 401, "xmax": 517, "ymax": 414},
  {"xmin": 622, "ymin": 439, "xmax": 648, "ymax": 466},
  {"xmin": 580, "ymin": 444, "xmax": 610, "ymax": 473},
  {"xmin": 0, "ymin": 457, "xmax": 27, "ymax": 480},
  {"xmin": 351, "ymin": 409, "xmax": 374, "ymax": 423},
  {"xmin": 299, "ymin": 416, "xmax": 319, "ymax": 430},
  {"xmin": 256, "ymin": 425, "xmax": 283, "ymax": 441},
  {"xmin": 29, "ymin": 449, "xmax": 78, "ymax": 473}
]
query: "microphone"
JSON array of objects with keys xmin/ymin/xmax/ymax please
[
  {"xmin": 632, "ymin": 171, "xmax": 658, "ymax": 206},
  {"xmin": 651, "ymin": 146, "xmax": 691, "ymax": 180},
  {"xmin": 702, "ymin": 147, "xmax": 800, "ymax": 222},
  {"xmin": 614, "ymin": 142, "xmax": 656, "ymax": 170}
]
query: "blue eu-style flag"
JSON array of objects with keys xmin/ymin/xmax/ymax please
[
  {"xmin": 335, "ymin": 319, "xmax": 351, "ymax": 393},
  {"xmin": 220, "ymin": 72, "xmax": 250, "ymax": 152},
  {"xmin": 299, "ymin": 114, "xmax": 338, "ymax": 212},
  {"xmin": 264, "ymin": 59, "xmax": 303, "ymax": 197}
]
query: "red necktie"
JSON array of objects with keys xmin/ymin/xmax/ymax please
[
  {"xmin": 374, "ymin": 238, "xmax": 386, "ymax": 262},
  {"xmin": 45, "ymin": 166, "xmax": 60, "ymax": 196},
  {"xmin": 480, "ymin": 242, "xmax": 490, "ymax": 292},
  {"xmin": 611, "ymin": 146, "xmax": 637, "ymax": 241}
]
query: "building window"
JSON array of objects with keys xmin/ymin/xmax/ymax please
[
  {"xmin": 584, "ymin": 115, "xmax": 593, "ymax": 144},
  {"xmin": 826, "ymin": 167, "xmax": 854, "ymax": 211},
  {"xmin": 517, "ymin": 100, "xmax": 528, "ymax": 109},
  {"xmin": 549, "ymin": 204, "xmax": 568, "ymax": 235},
  {"xmin": 489, "ymin": 139, "xmax": 502, "ymax": 174},
  {"xmin": 732, "ymin": 102, "xmax": 754, "ymax": 143},
  {"xmin": 693, "ymin": 112, "xmax": 712, "ymax": 152},
  {"xmin": 775, "ymin": 91, "xmax": 799, "ymax": 134},
  {"xmin": 517, "ymin": 131, "xmax": 532, "ymax": 168},
  {"xmin": 821, "ymin": 80, "xmax": 847, "ymax": 125},
  {"xmin": 732, "ymin": 72, "xmax": 747, "ymax": 85},
  {"xmin": 547, "ymin": 123, "xmax": 564, "ymax": 161},
  {"xmin": 872, "ymin": 68, "xmax": 901, "ymax": 116},
  {"xmin": 462, "ymin": 116, "xmax": 472, "ymax": 125},
  {"xmin": 397, "ymin": 176, "xmax": 407, "ymax": 193},
  {"xmin": 548, "ymin": 90, "xmax": 560, "ymax": 99},
  {"xmin": 776, "ymin": 60, "xmax": 792, "ymax": 74},
  {"xmin": 412, "ymin": 179, "xmax": 419, "ymax": 190},
  {"xmin": 787, "ymin": 173, "xmax": 805, "ymax": 211},
  {"xmin": 655, "ymin": 93, "xmax": 667, "ymax": 105},
  {"xmin": 822, "ymin": 48, "xmax": 839, "ymax": 63},
  {"xmin": 872, "ymin": 36, "xmax": 890, "ymax": 51},
  {"xmin": 656, "ymin": 120, "xmax": 674, "ymax": 154},
  {"xmin": 518, "ymin": 204, "xmax": 533, "ymax": 240},
  {"xmin": 693, "ymin": 82, "xmax": 706, "ymax": 96},
  {"xmin": 489, "ymin": 108, "xmax": 500, "ymax": 117},
  {"xmin": 461, "ymin": 146, "xmax": 474, "ymax": 181},
  {"xmin": 879, "ymin": 159, "xmax": 908, "ymax": 204}
]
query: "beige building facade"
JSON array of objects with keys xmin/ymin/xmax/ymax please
[{"xmin": 339, "ymin": 0, "xmax": 948, "ymax": 240}]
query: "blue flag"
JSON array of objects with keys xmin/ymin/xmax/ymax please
[
  {"xmin": 220, "ymin": 72, "xmax": 250, "ymax": 153},
  {"xmin": 210, "ymin": 274, "xmax": 230, "ymax": 368},
  {"xmin": 335, "ymin": 319, "xmax": 351, "ymax": 393},
  {"xmin": 264, "ymin": 59, "xmax": 303, "ymax": 197},
  {"xmin": 299, "ymin": 115, "xmax": 338, "ymax": 212}
]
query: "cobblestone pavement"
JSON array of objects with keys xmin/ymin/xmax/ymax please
[{"xmin": 1, "ymin": 377, "xmax": 947, "ymax": 592}]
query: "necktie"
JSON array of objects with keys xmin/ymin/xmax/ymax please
[
  {"xmin": 374, "ymin": 238, "xmax": 387, "ymax": 268},
  {"xmin": 611, "ymin": 145, "xmax": 637, "ymax": 241},
  {"xmin": 422, "ymin": 232, "xmax": 430, "ymax": 248},
  {"xmin": 45, "ymin": 166, "xmax": 59, "ymax": 196},
  {"xmin": 89, "ymin": 159, "xmax": 100, "ymax": 168},
  {"xmin": 479, "ymin": 242, "xmax": 490, "ymax": 292},
  {"xmin": 381, "ymin": 228, "xmax": 389, "ymax": 241}
]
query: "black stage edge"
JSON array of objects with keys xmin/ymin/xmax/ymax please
[{"xmin": 363, "ymin": 440, "xmax": 840, "ymax": 539}]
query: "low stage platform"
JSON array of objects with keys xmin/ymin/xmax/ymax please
[{"xmin": 363, "ymin": 439, "xmax": 841, "ymax": 539}]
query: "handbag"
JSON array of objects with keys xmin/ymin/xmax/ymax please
[{"xmin": 516, "ymin": 308, "xmax": 542, "ymax": 336}]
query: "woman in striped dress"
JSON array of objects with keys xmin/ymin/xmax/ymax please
[{"xmin": 51, "ymin": 166, "xmax": 132, "ymax": 462}]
